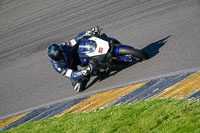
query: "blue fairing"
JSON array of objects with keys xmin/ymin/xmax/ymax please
[
  {"xmin": 114, "ymin": 46, "xmax": 119, "ymax": 57},
  {"xmin": 80, "ymin": 58, "xmax": 88, "ymax": 64},
  {"xmin": 75, "ymin": 32, "xmax": 87, "ymax": 42},
  {"xmin": 118, "ymin": 56, "xmax": 131, "ymax": 61},
  {"xmin": 78, "ymin": 38, "xmax": 97, "ymax": 55},
  {"xmin": 78, "ymin": 38, "xmax": 97, "ymax": 64}
]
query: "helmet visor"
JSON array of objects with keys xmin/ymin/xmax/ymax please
[{"xmin": 47, "ymin": 44, "xmax": 64, "ymax": 62}]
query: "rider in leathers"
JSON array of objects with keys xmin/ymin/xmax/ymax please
[{"xmin": 47, "ymin": 27, "xmax": 100, "ymax": 92}]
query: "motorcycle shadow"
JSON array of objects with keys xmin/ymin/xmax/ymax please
[{"xmin": 85, "ymin": 35, "xmax": 171, "ymax": 90}]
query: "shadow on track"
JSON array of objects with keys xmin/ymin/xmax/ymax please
[
  {"xmin": 85, "ymin": 35, "xmax": 171, "ymax": 91},
  {"xmin": 142, "ymin": 35, "xmax": 171, "ymax": 59}
]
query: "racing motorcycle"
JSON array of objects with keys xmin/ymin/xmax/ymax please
[{"xmin": 74, "ymin": 29, "xmax": 148, "ymax": 92}]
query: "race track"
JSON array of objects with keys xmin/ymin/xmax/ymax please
[{"xmin": 0, "ymin": 0, "xmax": 200, "ymax": 118}]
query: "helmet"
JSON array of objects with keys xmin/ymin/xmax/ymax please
[{"xmin": 47, "ymin": 43, "xmax": 64, "ymax": 61}]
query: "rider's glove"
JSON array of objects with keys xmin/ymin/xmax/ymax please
[
  {"xmin": 86, "ymin": 26, "xmax": 100, "ymax": 36},
  {"xmin": 70, "ymin": 71, "xmax": 84, "ymax": 81},
  {"xmin": 70, "ymin": 65, "xmax": 92, "ymax": 82}
]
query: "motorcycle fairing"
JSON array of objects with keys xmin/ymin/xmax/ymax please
[{"xmin": 78, "ymin": 37, "xmax": 110, "ymax": 58}]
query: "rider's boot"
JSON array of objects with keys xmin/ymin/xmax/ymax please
[{"xmin": 72, "ymin": 76, "xmax": 90, "ymax": 92}]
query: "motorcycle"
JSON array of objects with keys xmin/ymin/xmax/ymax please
[{"xmin": 74, "ymin": 29, "xmax": 148, "ymax": 92}]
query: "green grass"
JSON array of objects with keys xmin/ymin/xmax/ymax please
[{"xmin": 3, "ymin": 99, "xmax": 200, "ymax": 133}]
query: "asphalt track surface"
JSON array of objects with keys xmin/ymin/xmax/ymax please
[{"xmin": 0, "ymin": 0, "xmax": 200, "ymax": 118}]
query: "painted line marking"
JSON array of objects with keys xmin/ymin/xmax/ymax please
[
  {"xmin": 56, "ymin": 82, "xmax": 146, "ymax": 117},
  {"xmin": 1, "ymin": 71, "xmax": 199, "ymax": 129},
  {"xmin": 187, "ymin": 90, "xmax": 200, "ymax": 100},
  {"xmin": 0, "ymin": 113, "xmax": 28, "ymax": 129},
  {"xmin": 154, "ymin": 71, "xmax": 200, "ymax": 99},
  {"xmin": 110, "ymin": 73, "xmax": 192, "ymax": 105}
]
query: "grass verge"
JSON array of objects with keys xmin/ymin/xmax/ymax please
[{"xmin": 2, "ymin": 99, "xmax": 200, "ymax": 133}]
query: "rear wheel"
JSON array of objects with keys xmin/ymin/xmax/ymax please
[{"xmin": 118, "ymin": 47, "xmax": 149, "ymax": 61}]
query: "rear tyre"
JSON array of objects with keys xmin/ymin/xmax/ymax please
[
  {"xmin": 118, "ymin": 47, "xmax": 149, "ymax": 61},
  {"xmin": 130, "ymin": 48, "xmax": 149, "ymax": 61}
]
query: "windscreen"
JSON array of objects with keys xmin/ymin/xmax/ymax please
[{"xmin": 78, "ymin": 38, "xmax": 97, "ymax": 55}]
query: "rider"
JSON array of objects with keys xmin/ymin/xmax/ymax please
[{"xmin": 47, "ymin": 26, "xmax": 100, "ymax": 92}]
